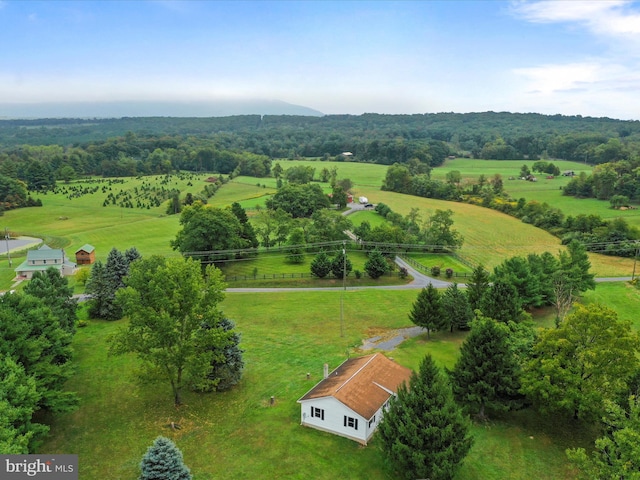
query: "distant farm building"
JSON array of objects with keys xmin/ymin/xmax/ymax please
[
  {"xmin": 15, "ymin": 245, "xmax": 76, "ymax": 279},
  {"xmin": 75, "ymin": 244, "xmax": 96, "ymax": 265},
  {"xmin": 340, "ymin": 152, "xmax": 353, "ymax": 158},
  {"xmin": 562, "ymin": 170, "xmax": 575, "ymax": 176},
  {"xmin": 298, "ymin": 354, "xmax": 412, "ymax": 445},
  {"xmin": 358, "ymin": 196, "xmax": 368, "ymax": 204}
]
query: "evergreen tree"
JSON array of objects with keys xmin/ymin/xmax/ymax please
[
  {"xmin": 310, "ymin": 251, "xmax": 332, "ymax": 278},
  {"xmin": 330, "ymin": 250, "xmax": 352, "ymax": 279},
  {"xmin": 86, "ymin": 247, "xmax": 139, "ymax": 320},
  {"xmin": 449, "ymin": 316, "xmax": 523, "ymax": 418},
  {"xmin": 363, "ymin": 249, "xmax": 389, "ymax": 279},
  {"xmin": 466, "ymin": 264, "xmax": 490, "ymax": 312},
  {"xmin": 23, "ymin": 267, "xmax": 77, "ymax": 334},
  {"xmin": 378, "ymin": 354, "xmax": 473, "ymax": 480},
  {"xmin": 0, "ymin": 354, "xmax": 48, "ymax": 453},
  {"xmin": 480, "ymin": 280, "xmax": 522, "ymax": 323},
  {"xmin": 492, "ymin": 256, "xmax": 542, "ymax": 308},
  {"xmin": 139, "ymin": 436, "xmax": 192, "ymax": 480},
  {"xmin": 408, "ymin": 283, "xmax": 445, "ymax": 338},
  {"xmin": 441, "ymin": 283, "xmax": 473, "ymax": 332},
  {"xmin": 197, "ymin": 318, "xmax": 244, "ymax": 392},
  {"xmin": 231, "ymin": 202, "xmax": 259, "ymax": 249},
  {"xmin": 559, "ymin": 240, "xmax": 596, "ymax": 294},
  {"xmin": 0, "ymin": 293, "xmax": 77, "ymax": 413}
]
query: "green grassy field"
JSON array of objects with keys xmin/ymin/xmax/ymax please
[
  {"xmin": 0, "ymin": 161, "xmax": 635, "ymax": 292},
  {"xmin": 435, "ymin": 158, "xmax": 640, "ymax": 228},
  {"xmin": 13, "ymin": 164, "xmax": 636, "ymax": 479},
  {"xmin": 39, "ymin": 284, "xmax": 618, "ymax": 479}
]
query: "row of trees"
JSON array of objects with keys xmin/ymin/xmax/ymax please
[
  {"xmin": 409, "ymin": 242, "xmax": 595, "ymax": 335},
  {"xmin": 0, "ymin": 269, "xmax": 78, "ymax": 453},
  {"xmin": 563, "ymin": 157, "xmax": 640, "ymax": 202}
]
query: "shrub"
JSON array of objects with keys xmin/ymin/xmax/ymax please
[
  {"xmin": 354, "ymin": 269, "xmax": 362, "ymax": 279},
  {"xmin": 399, "ymin": 267, "xmax": 409, "ymax": 279},
  {"xmin": 445, "ymin": 268, "xmax": 454, "ymax": 278},
  {"xmin": 430, "ymin": 266, "xmax": 441, "ymax": 276}
]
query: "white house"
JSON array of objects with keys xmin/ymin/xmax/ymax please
[
  {"xmin": 14, "ymin": 245, "xmax": 77, "ymax": 280},
  {"xmin": 297, "ymin": 353, "xmax": 412, "ymax": 444}
]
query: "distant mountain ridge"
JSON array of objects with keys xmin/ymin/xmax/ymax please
[{"xmin": 0, "ymin": 99, "xmax": 324, "ymax": 119}]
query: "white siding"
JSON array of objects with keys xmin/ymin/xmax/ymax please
[{"xmin": 299, "ymin": 397, "xmax": 367, "ymax": 443}]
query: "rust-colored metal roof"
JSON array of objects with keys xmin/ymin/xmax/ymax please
[{"xmin": 298, "ymin": 354, "xmax": 413, "ymax": 419}]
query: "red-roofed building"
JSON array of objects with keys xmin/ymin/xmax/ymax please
[{"xmin": 297, "ymin": 353, "xmax": 412, "ymax": 444}]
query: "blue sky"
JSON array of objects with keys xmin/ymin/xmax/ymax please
[{"xmin": 1, "ymin": 0, "xmax": 640, "ymax": 119}]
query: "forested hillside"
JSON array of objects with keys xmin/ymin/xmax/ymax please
[{"xmin": 1, "ymin": 112, "xmax": 639, "ymax": 165}]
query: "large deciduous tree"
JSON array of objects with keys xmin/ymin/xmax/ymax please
[
  {"xmin": 408, "ymin": 284, "xmax": 445, "ymax": 339},
  {"xmin": 378, "ymin": 354, "xmax": 473, "ymax": 480},
  {"xmin": 422, "ymin": 209, "xmax": 464, "ymax": 251},
  {"xmin": 521, "ymin": 303, "xmax": 639, "ymax": 422},
  {"xmin": 171, "ymin": 202, "xmax": 250, "ymax": 264},
  {"xmin": 449, "ymin": 316, "xmax": 523, "ymax": 419},
  {"xmin": 110, "ymin": 256, "xmax": 241, "ymax": 406},
  {"xmin": 265, "ymin": 183, "xmax": 330, "ymax": 218},
  {"xmin": 567, "ymin": 396, "xmax": 640, "ymax": 479},
  {"xmin": 139, "ymin": 436, "xmax": 192, "ymax": 480}
]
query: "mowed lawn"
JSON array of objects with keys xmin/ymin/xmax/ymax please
[{"xmin": 38, "ymin": 287, "xmax": 605, "ymax": 479}]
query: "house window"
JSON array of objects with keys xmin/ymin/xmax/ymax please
[
  {"xmin": 311, "ymin": 406, "xmax": 324, "ymax": 420},
  {"xmin": 43, "ymin": 260, "xmax": 47, "ymax": 264},
  {"xmin": 368, "ymin": 415, "xmax": 376, "ymax": 428},
  {"xmin": 343, "ymin": 416, "xmax": 358, "ymax": 430}
]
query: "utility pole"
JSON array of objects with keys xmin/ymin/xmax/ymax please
[
  {"xmin": 4, "ymin": 227, "xmax": 11, "ymax": 267},
  {"xmin": 340, "ymin": 241, "xmax": 346, "ymax": 337},
  {"xmin": 632, "ymin": 242, "xmax": 639, "ymax": 281}
]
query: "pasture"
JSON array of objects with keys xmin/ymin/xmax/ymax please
[
  {"xmin": 0, "ymin": 159, "xmax": 636, "ymax": 292},
  {"xmin": 38, "ymin": 285, "xmax": 617, "ymax": 479},
  {"xmin": 11, "ymin": 161, "xmax": 635, "ymax": 478}
]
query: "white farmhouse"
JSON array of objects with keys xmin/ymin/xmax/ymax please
[
  {"xmin": 297, "ymin": 353, "xmax": 412, "ymax": 445},
  {"xmin": 14, "ymin": 245, "xmax": 77, "ymax": 280}
]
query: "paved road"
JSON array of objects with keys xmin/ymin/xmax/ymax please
[{"xmin": 0, "ymin": 236, "xmax": 41, "ymax": 254}]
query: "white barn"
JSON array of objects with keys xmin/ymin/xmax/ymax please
[{"xmin": 297, "ymin": 353, "xmax": 412, "ymax": 445}]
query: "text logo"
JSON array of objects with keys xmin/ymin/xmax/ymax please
[{"xmin": 1, "ymin": 455, "xmax": 78, "ymax": 479}]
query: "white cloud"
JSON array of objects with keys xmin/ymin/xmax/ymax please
[
  {"xmin": 511, "ymin": 0, "xmax": 640, "ymax": 38},
  {"xmin": 513, "ymin": 62, "xmax": 601, "ymax": 94}
]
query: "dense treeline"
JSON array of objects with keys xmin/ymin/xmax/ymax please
[
  {"xmin": 563, "ymin": 156, "xmax": 640, "ymax": 204},
  {"xmin": 2, "ymin": 112, "xmax": 640, "ymax": 165}
]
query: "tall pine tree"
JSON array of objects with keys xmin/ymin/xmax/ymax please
[
  {"xmin": 408, "ymin": 283, "xmax": 445, "ymax": 338},
  {"xmin": 441, "ymin": 283, "xmax": 473, "ymax": 332},
  {"xmin": 378, "ymin": 354, "xmax": 473, "ymax": 480},
  {"xmin": 449, "ymin": 316, "xmax": 523, "ymax": 419},
  {"xmin": 139, "ymin": 436, "xmax": 192, "ymax": 480}
]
